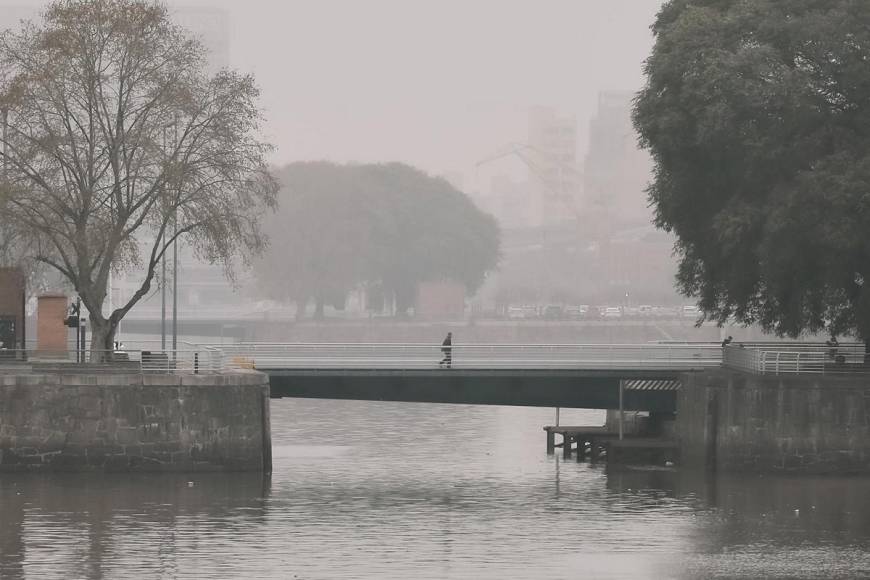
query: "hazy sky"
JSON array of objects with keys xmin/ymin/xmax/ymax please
[{"xmin": 2, "ymin": 0, "xmax": 666, "ymax": 187}]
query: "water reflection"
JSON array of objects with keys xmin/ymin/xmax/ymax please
[
  {"xmin": 0, "ymin": 473, "xmax": 270, "ymax": 579},
  {"xmin": 1, "ymin": 399, "xmax": 869, "ymax": 579}
]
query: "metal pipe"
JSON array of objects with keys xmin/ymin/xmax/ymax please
[
  {"xmin": 618, "ymin": 380, "xmax": 624, "ymax": 441},
  {"xmin": 172, "ymin": 217, "xmax": 177, "ymax": 358},
  {"xmin": 161, "ymin": 255, "xmax": 166, "ymax": 350}
]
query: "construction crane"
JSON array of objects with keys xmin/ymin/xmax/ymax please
[{"xmin": 475, "ymin": 142, "xmax": 583, "ymax": 218}]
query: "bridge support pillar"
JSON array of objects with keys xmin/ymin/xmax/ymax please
[{"xmin": 546, "ymin": 430, "xmax": 555, "ymax": 454}]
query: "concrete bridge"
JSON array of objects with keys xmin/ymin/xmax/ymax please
[{"xmin": 218, "ymin": 343, "xmax": 722, "ymax": 411}]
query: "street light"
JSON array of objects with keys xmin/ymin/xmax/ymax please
[{"xmin": 161, "ymin": 117, "xmax": 180, "ymax": 356}]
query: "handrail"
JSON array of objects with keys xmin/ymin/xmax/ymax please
[
  {"xmin": 7, "ymin": 341, "xmax": 862, "ymax": 376},
  {"xmin": 723, "ymin": 343, "xmax": 868, "ymax": 375},
  {"xmin": 215, "ymin": 343, "xmax": 723, "ymax": 371},
  {"xmin": 0, "ymin": 347, "xmax": 224, "ymax": 375}
]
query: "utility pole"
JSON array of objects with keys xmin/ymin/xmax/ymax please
[
  {"xmin": 171, "ymin": 118, "xmax": 179, "ymax": 357},
  {"xmin": 161, "ymin": 123, "xmax": 168, "ymax": 352},
  {"xmin": 172, "ymin": 217, "xmax": 178, "ymax": 357}
]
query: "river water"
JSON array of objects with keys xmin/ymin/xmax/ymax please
[{"xmin": 2, "ymin": 399, "xmax": 870, "ymax": 579}]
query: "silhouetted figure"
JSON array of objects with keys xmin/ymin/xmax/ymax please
[
  {"xmin": 825, "ymin": 334, "xmax": 846, "ymax": 364},
  {"xmin": 439, "ymin": 332, "xmax": 453, "ymax": 368},
  {"xmin": 826, "ymin": 335, "xmax": 840, "ymax": 362},
  {"xmin": 721, "ymin": 335, "xmax": 733, "ymax": 348}
]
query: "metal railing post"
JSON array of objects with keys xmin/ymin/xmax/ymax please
[{"xmin": 619, "ymin": 379, "xmax": 625, "ymax": 441}]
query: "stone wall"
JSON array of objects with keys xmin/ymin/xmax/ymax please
[
  {"xmin": 0, "ymin": 371, "xmax": 271, "ymax": 472},
  {"xmin": 677, "ymin": 369, "xmax": 870, "ymax": 473}
]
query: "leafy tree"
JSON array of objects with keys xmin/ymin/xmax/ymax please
[
  {"xmin": 257, "ymin": 162, "xmax": 500, "ymax": 317},
  {"xmin": 258, "ymin": 162, "xmax": 375, "ymax": 319},
  {"xmin": 633, "ymin": 0, "xmax": 870, "ymax": 348},
  {"xmin": 0, "ymin": 0, "xmax": 277, "ymax": 355},
  {"xmin": 363, "ymin": 163, "xmax": 500, "ymax": 313}
]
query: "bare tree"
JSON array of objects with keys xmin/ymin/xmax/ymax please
[{"xmin": 0, "ymin": 0, "xmax": 278, "ymax": 356}]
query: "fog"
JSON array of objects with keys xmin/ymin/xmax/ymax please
[
  {"xmin": 2, "ymin": 0, "xmax": 743, "ymax": 344},
  {"xmin": 1, "ymin": 0, "xmax": 663, "ymax": 176}
]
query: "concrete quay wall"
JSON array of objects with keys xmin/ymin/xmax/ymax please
[
  {"xmin": 677, "ymin": 369, "xmax": 870, "ymax": 473},
  {"xmin": 0, "ymin": 372, "xmax": 271, "ymax": 472}
]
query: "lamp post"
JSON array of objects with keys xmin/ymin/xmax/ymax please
[
  {"xmin": 160, "ymin": 124, "xmax": 168, "ymax": 351},
  {"xmin": 171, "ymin": 119, "xmax": 178, "ymax": 357},
  {"xmin": 160, "ymin": 118, "xmax": 180, "ymax": 354},
  {"xmin": 172, "ymin": 214, "xmax": 178, "ymax": 356}
]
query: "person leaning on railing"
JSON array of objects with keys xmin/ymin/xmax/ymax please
[{"xmin": 825, "ymin": 335, "xmax": 844, "ymax": 364}]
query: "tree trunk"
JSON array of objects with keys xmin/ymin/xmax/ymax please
[{"xmin": 89, "ymin": 315, "xmax": 117, "ymax": 362}]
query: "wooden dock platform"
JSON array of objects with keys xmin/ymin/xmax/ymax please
[{"xmin": 544, "ymin": 425, "xmax": 678, "ymax": 465}]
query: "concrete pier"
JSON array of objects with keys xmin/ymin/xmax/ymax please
[
  {"xmin": 677, "ymin": 369, "xmax": 870, "ymax": 473},
  {"xmin": 0, "ymin": 371, "xmax": 271, "ymax": 472}
]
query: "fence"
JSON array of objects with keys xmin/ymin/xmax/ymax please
[
  {"xmin": 12, "ymin": 340, "xmax": 863, "ymax": 376},
  {"xmin": 0, "ymin": 346, "xmax": 224, "ymax": 374},
  {"xmin": 722, "ymin": 342, "xmax": 868, "ymax": 375},
  {"xmin": 214, "ymin": 342, "xmax": 723, "ymax": 371}
]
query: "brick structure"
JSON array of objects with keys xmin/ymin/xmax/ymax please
[
  {"xmin": 37, "ymin": 294, "xmax": 69, "ymax": 355},
  {"xmin": 0, "ymin": 268, "xmax": 26, "ymax": 350}
]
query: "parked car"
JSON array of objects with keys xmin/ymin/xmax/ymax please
[
  {"xmin": 521, "ymin": 305, "xmax": 539, "ymax": 319},
  {"xmin": 507, "ymin": 306, "xmax": 525, "ymax": 319},
  {"xmin": 603, "ymin": 306, "xmax": 622, "ymax": 319},
  {"xmin": 682, "ymin": 305, "xmax": 700, "ymax": 318},
  {"xmin": 543, "ymin": 305, "xmax": 563, "ymax": 320},
  {"xmin": 564, "ymin": 305, "xmax": 589, "ymax": 320}
]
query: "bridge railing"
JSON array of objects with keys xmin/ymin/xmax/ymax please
[
  {"xmin": 723, "ymin": 342, "xmax": 868, "ymax": 375},
  {"xmin": 214, "ymin": 342, "xmax": 723, "ymax": 371},
  {"xmin": 0, "ymin": 346, "xmax": 225, "ymax": 374}
]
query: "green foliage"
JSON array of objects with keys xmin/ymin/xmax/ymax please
[
  {"xmin": 634, "ymin": 0, "xmax": 870, "ymax": 340},
  {"xmin": 257, "ymin": 162, "xmax": 500, "ymax": 316}
]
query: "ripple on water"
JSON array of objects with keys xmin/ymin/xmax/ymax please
[{"xmin": 1, "ymin": 400, "xmax": 870, "ymax": 579}]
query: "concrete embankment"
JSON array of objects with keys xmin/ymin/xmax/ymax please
[
  {"xmin": 0, "ymin": 371, "xmax": 271, "ymax": 472},
  {"xmin": 677, "ymin": 369, "xmax": 870, "ymax": 473}
]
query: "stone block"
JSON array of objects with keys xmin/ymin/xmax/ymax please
[{"xmin": 0, "ymin": 371, "xmax": 270, "ymax": 473}]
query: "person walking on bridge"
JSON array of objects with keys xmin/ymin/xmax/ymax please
[{"xmin": 439, "ymin": 332, "xmax": 453, "ymax": 368}]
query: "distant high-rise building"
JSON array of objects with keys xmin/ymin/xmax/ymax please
[
  {"xmin": 583, "ymin": 91, "xmax": 652, "ymax": 234},
  {"xmin": 526, "ymin": 107, "xmax": 582, "ymax": 227},
  {"xmin": 170, "ymin": 7, "xmax": 230, "ymax": 71},
  {"xmin": 0, "ymin": 6, "xmax": 230, "ymax": 71},
  {"xmin": 488, "ymin": 174, "xmax": 533, "ymax": 229}
]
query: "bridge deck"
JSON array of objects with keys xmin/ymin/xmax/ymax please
[{"xmin": 265, "ymin": 367, "xmax": 687, "ymax": 411}]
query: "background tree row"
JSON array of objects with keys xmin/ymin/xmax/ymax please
[{"xmin": 256, "ymin": 162, "xmax": 500, "ymax": 318}]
